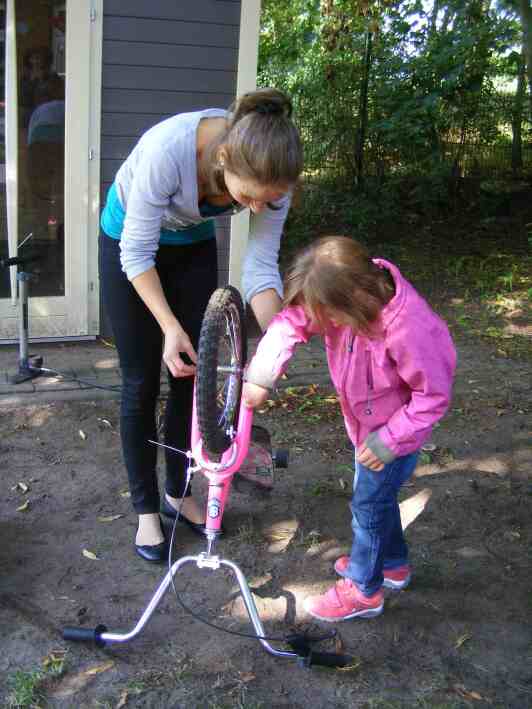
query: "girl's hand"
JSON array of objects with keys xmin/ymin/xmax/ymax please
[
  {"xmin": 357, "ymin": 443, "xmax": 385, "ymax": 471},
  {"xmin": 163, "ymin": 324, "xmax": 197, "ymax": 378},
  {"xmin": 242, "ymin": 382, "xmax": 270, "ymax": 409}
]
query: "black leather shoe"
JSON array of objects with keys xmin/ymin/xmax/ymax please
[
  {"xmin": 134, "ymin": 538, "xmax": 169, "ymax": 563},
  {"xmin": 161, "ymin": 497, "xmax": 224, "ymax": 537}
]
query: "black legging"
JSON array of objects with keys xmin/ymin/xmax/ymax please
[{"xmin": 99, "ymin": 233, "xmax": 218, "ymax": 514}]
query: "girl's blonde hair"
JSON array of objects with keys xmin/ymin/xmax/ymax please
[
  {"xmin": 200, "ymin": 88, "xmax": 303, "ymax": 195},
  {"xmin": 284, "ymin": 236, "xmax": 395, "ymax": 336}
]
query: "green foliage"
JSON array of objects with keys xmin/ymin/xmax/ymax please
[{"xmin": 258, "ymin": 0, "xmax": 527, "ymax": 185}]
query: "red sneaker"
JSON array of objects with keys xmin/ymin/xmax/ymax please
[
  {"xmin": 334, "ymin": 556, "xmax": 412, "ymax": 590},
  {"xmin": 303, "ymin": 579, "xmax": 383, "ymax": 622}
]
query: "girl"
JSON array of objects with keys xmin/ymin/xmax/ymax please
[
  {"xmin": 243, "ymin": 236, "xmax": 456, "ymax": 621},
  {"xmin": 100, "ymin": 88, "xmax": 303, "ymax": 562}
]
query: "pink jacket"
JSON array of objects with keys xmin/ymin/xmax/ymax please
[{"xmin": 245, "ymin": 259, "xmax": 456, "ymax": 462}]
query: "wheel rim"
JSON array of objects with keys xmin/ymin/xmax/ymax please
[{"xmin": 215, "ymin": 301, "xmax": 243, "ymax": 437}]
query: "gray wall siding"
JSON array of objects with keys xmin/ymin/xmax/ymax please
[{"xmin": 100, "ymin": 0, "xmax": 241, "ymax": 335}]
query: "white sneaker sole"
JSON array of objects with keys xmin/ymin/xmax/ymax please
[
  {"xmin": 383, "ymin": 574, "xmax": 411, "ymax": 590},
  {"xmin": 334, "ymin": 561, "xmax": 412, "ymax": 591},
  {"xmin": 304, "ymin": 602, "xmax": 384, "ymax": 622}
]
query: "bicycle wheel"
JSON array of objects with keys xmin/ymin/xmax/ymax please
[{"xmin": 196, "ymin": 286, "xmax": 247, "ymax": 457}]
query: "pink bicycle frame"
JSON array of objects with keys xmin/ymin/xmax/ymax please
[{"xmin": 190, "ymin": 385, "xmax": 253, "ymax": 536}]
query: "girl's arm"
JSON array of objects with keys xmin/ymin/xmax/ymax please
[
  {"xmin": 242, "ymin": 381, "xmax": 270, "ymax": 409},
  {"xmin": 365, "ymin": 318, "xmax": 457, "ymax": 462},
  {"xmin": 243, "ymin": 305, "xmax": 313, "ymax": 398}
]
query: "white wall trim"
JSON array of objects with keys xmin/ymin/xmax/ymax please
[
  {"xmin": 228, "ymin": 0, "xmax": 261, "ymax": 293},
  {"xmin": 87, "ymin": 0, "xmax": 103, "ymax": 335},
  {"xmin": 5, "ymin": 0, "xmax": 18, "ymax": 305},
  {"xmin": 0, "ymin": 0, "xmax": 102, "ymax": 340}
]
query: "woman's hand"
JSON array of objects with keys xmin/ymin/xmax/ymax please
[
  {"xmin": 356, "ymin": 443, "xmax": 385, "ymax": 471},
  {"xmin": 242, "ymin": 382, "xmax": 270, "ymax": 409},
  {"xmin": 131, "ymin": 268, "xmax": 196, "ymax": 378},
  {"xmin": 163, "ymin": 324, "xmax": 197, "ymax": 378}
]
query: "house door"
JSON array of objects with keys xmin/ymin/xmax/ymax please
[{"xmin": 0, "ymin": 0, "xmax": 99, "ymax": 341}]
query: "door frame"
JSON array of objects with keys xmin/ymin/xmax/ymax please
[
  {"xmin": 0, "ymin": 0, "xmax": 102, "ymax": 342},
  {"xmin": 228, "ymin": 0, "xmax": 261, "ymax": 292}
]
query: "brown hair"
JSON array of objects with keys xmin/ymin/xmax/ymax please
[
  {"xmin": 283, "ymin": 236, "xmax": 395, "ymax": 336},
  {"xmin": 200, "ymin": 88, "xmax": 303, "ymax": 196}
]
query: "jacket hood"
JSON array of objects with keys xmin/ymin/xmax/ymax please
[{"xmin": 372, "ymin": 258, "xmax": 408, "ymax": 331}]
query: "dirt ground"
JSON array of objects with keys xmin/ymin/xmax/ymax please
[
  {"xmin": 1, "ymin": 202, "xmax": 532, "ymax": 708},
  {"xmin": 1, "ymin": 326, "xmax": 531, "ymax": 709}
]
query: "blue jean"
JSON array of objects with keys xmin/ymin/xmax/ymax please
[{"xmin": 339, "ymin": 450, "xmax": 419, "ymax": 597}]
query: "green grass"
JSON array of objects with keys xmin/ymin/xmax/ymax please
[
  {"xmin": 6, "ymin": 669, "xmax": 46, "ymax": 709},
  {"xmin": 6, "ymin": 651, "xmax": 68, "ymax": 708}
]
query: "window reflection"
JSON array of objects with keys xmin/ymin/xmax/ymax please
[{"xmin": 1, "ymin": 1, "xmax": 65, "ymax": 300}]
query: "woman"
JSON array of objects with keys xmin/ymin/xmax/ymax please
[{"xmin": 99, "ymin": 88, "xmax": 303, "ymax": 562}]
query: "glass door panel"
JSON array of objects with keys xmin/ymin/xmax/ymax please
[
  {"xmin": 1, "ymin": 0, "xmax": 66, "ymax": 298},
  {"xmin": 0, "ymin": 0, "xmax": 94, "ymax": 341}
]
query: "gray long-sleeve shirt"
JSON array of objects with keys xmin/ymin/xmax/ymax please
[{"xmin": 113, "ymin": 108, "xmax": 288, "ymax": 302}]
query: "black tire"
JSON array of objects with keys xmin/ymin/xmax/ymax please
[{"xmin": 196, "ymin": 286, "xmax": 247, "ymax": 457}]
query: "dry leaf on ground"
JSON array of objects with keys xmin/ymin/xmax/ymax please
[
  {"xmin": 97, "ymin": 514, "xmax": 124, "ymax": 523},
  {"xmin": 82, "ymin": 549, "xmax": 100, "ymax": 560},
  {"xmin": 454, "ymin": 632, "xmax": 472, "ymax": 649},
  {"xmin": 453, "ymin": 684, "xmax": 486, "ymax": 702},
  {"xmin": 115, "ymin": 689, "xmax": 129, "ymax": 708},
  {"xmin": 49, "ymin": 660, "xmax": 115, "ymax": 698}
]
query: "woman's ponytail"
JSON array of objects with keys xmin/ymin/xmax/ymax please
[
  {"xmin": 228, "ymin": 88, "xmax": 294, "ymax": 125},
  {"xmin": 222, "ymin": 88, "xmax": 303, "ymax": 189}
]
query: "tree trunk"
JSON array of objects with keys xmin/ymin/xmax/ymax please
[
  {"xmin": 429, "ymin": 0, "xmax": 440, "ymax": 33},
  {"xmin": 519, "ymin": 0, "xmax": 532, "ymax": 119},
  {"xmin": 355, "ymin": 30, "xmax": 373, "ymax": 188},
  {"xmin": 440, "ymin": 7, "xmax": 451, "ymax": 32},
  {"xmin": 512, "ymin": 51, "xmax": 526, "ymax": 173}
]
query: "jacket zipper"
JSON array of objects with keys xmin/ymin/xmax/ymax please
[
  {"xmin": 340, "ymin": 332, "xmax": 354, "ymax": 406},
  {"xmin": 365, "ymin": 349, "xmax": 373, "ymax": 415}
]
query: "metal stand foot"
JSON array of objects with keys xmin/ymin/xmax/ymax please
[
  {"xmin": 9, "ymin": 355, "xmax": 44, "ymax": 384},
  {"xmin": 63, "ymin": 553, "xmax": 299, "ymax": 660}
]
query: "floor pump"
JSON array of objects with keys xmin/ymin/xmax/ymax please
[{"xmin": 0, "ymin": 253, "xmax": 44, "ymax": 384}]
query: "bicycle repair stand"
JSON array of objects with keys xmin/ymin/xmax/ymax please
[
  {"xmin": 0, "ymin": 254, "xmax": 44, "ymax": 384},
  {"xmin": 63, "ymin": 405, "xmax": 352, "ymax": 669}
]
